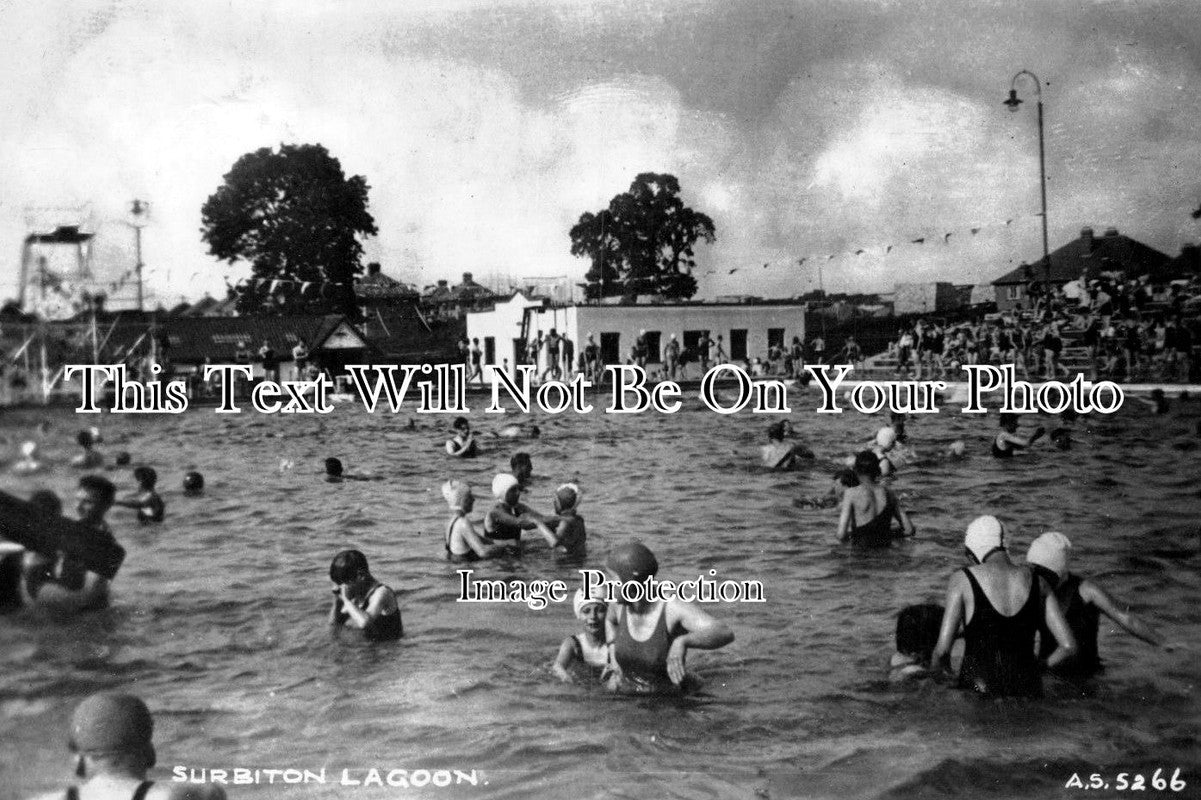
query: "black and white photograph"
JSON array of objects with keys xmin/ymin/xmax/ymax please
[{"xmin": 1, "ymin": 1, "xmax": 1199, "ymax": 798}]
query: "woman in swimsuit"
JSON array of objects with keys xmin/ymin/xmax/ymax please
[
  {"xmin": 930, "ymin": 516, "xmax": 1075, "ymax": 697},
  {"xmin": 442, "ymin": 480, "xmax": 506, "ymax": 562},
  {"xmin": 552, "ymin": 589, "xmax": 609, "ymax": 683},
  {"xmin": 602, "ymin": 542, "xmax": 734, "ymax": 693},
  {"xmin": 328, "ymin": 550, "xmax": 403, "ymax": 641},
  {"xmin": 991, "ymin": 413, "xmax": 1045, "ymax": 459},
  {"xmin": 836, "ymin": 451, "xmax": 915, "ymax": 547}
]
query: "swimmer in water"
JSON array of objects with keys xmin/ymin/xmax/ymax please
[
  {"xmin": 529, "ymin": 483, "xmax": 586, "ymax": 556},
  {"xmin": 22, "ymin": 476, "xmax": 119, "ymax": 610},
  {"xmin": 441, "ymin": 480, "xmax": 506, "ymax": 562},
  {"xmin": 182, "ymin": 471, "xmax": 204, "ymax": 496},
  {"xmin": 70, "ymin": 429, "xmax": 104, "ymax": 469},
  {"xmin": 872, "ymin": 426, "xmax": 898, "ymax": 477},
  {"xmin": 553, "ymin": 589, "xmax": 609, "ymax": 683},
  {"xmin": 328, "ymin": 549, "xmax": 403, "ymax": 641},
  {"xmin": 603, "ymin": 541, "xmax": 734, "ymax": 693},
  {"xmin": 493, "ymin": 422, "xmax": 541, "ymax": 440},
  {"xmin": 11, "ymin": 441, "xmax": 44, "ymax": 474},
  {"xmin": 760, "ymin": 421, "xmax": 814, "ymax": 471},
  {"xmin": 325, "ymin": 457, "xmax": 344, "ymax": 482},
  {"xmin": 991, "ymin": 413, "xmax": 1045, "ymax": 459},
  {"xmin": 114, "ymin": 451, "xmax": 132, "ymax": 468},
  {"xmin": 1133, "ymin": 388, "xmax": 1170, "ymax": 415},
  {"xmin": 836, "ymin": 451, "xmax": 915, "ymax": 546},
  {"xmin": 29, "ymin": 692, "xmax": 227, "ymax": 800},
  {"xmin": 889, "ymin": 603, "xmax": 945, "ymax": 683},
  {"xmin": 930, "ymin": 516, "xmax": 1076, "ymax": 697},
  {"xmin": 483, "ymin": 474, "xmax": 555, "ymax": 555},
  {"xmin": 115, "ymin": 467, "xmax": 165, "ymax": 524},
  {"xmin": 510, "ymin": 452, "xmax": 533, "ymax": 487},
  {"xmin": 1026, "ymin": 531, "xmax": 1164, "ymax": 677},
  {"xmin": 945, "ymin": 440, "xmax": 967, "ymax": 459},
  {"xmin": 1050, "ymin": 428, "xmax": 1072, "ymax": 451},
  {"xmin": 445, "ymin": 417, "xmax": 478, "ymax": 458}
]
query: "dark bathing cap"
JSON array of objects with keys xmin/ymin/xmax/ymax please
[
  {"xmin": 606, "ymin": 541, "xmax": 658, "ymax": 583},
  {"xmin": 70, "ymin": 693, "xmax": 155, "ymax": 764},
  {"xmin": 183, "ymin": 471, "xmax": 204, "ymax": 493}
]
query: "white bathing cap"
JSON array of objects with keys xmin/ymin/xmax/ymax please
[
  {"xmin": 1027, "ymin": 531, "xmax": 1072, "ymax": 580},
  {"xmin": 965, "ymin": 515, "xmax": 1006, "ymax": 563}
]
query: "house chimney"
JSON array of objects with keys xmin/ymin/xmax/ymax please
[
  {"xmin": 437, "ymin": 279, "xmax": 448, "ymax": 288},
  {"xmin": 462, "ymin": 272, "xmax": 473, "ymax": 284},
  {"xmin": 1080, "ymin": 227, "xmax": 1093, "ymax": 245},
  {"xmin": 1103, "ymin": 227, "xmax": 1119, "ymax": 237},
  {"xmin": 367, "ymin": 262, "xmax": 381, "ymax": 276}
]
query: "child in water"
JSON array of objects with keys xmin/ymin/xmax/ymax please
[
  {"xmin": 445, "ymin": 417, "xmax": 478, "ymax": 458},
  {"xmin": 328, "ymin": 550, "xmax": 403, "ymax": 641},
  {"xmin": 552, "ymin": 589, "xmax": 609, "ymax": 683},
  {"xmin": 115, "ymin": 466, "xmax": 165, "ymax": 524},
  {"xmin": 889, "ymin": 603, "xmax": 945, "ymax": 682},
  {"xmin": 71, "ymin": 429, "xmax": 104, "ymax": 469},
  {"xmin": 531, "ymin": 483, "xmax": 586, "ymax": 556}
]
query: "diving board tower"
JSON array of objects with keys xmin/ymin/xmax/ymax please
[{"xmin": 18, "ymin": 208, "xmax": 96, "ymax": 320}]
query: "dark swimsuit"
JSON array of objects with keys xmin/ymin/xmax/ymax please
[
  {"xmin": 845, "ymin": 495, "xmax": 897, "ymax": 547},
  {"xmin": 67, "ymin": 781, "xmax": 154, "ymax": 800},
  {"xmin": 614, "ymin": 603, "xmax": 674, "ymax": 690},
  {"xmin": 445, "ymin": 514, "xmax": 480, "ymax": 563},
  {"xmin": 958, "ymin": 568, "xmax": 1042, "ymax": 697},
  {"xmin": 339, "ymin": 584, "xmax": 403, "ymax": 641},
  {"xmin": 1040, "ymin": 574, "xmax": 1101, "ymax": 675},
  {"xmin": 485, "ymin": 505, "xmax": 523, "ymax": 543}
]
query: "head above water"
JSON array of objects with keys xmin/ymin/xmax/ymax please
[
  {"xmin": 20, "ymin": 440, "xmax": 37, "ymax": 458},
  {"xmin": 78, "ymin": 474, "xmax": 116, "ymax": 512},
  {"xmin": 998, "ymin": 412, "xmax": 1019, "ymax": 432},
  {"xmin": 510, "ymin": 452, "xmax": 533, "ymax": 482},
  {"xmin": 1027, "ymin": 531, "xmax": 1072, "ymax": 582},
  {"xmin": 132, "ymin": 466, "xmax": 157, "ymax": 488},
  {"xmin": 573, "ymin": 587, "xmax": 607, "ymax": 620},
  {"xmin": 453, "ymin": 417, "xmax": 470, "ymax": 433},
  {"xmin": 114, "ymin": 451, "xmax": 132, "ymax": 467},
  {"xmin": 324, "ymin": 457, "xmax": 343, "ymax": 478},
  {"xmin": 852, "ymin": 450, "xmax": 881, "ymax": 480},
  {"xmin": 555, "ymin": 483, "xmax": 580, "ymax": 514},
  {"xmin": 69, "ymin": 693, "xmax": 155, "ymax": 769},
  {"xmin": 767, "ymin": 421, "xmax": 787, "ymax": 442},
  {"xmin": 606, "ymin": 541, "xmax": 658, "ymax": 584},
  {"xmin": 182, "ymin": 471, "xmax": 204, "ymax": 495},
  {"xmin": 875, "ymin": 426, "xmax": 897, "ymax": 450},
  {"xmin": 896, "ymin": 603, "xmax": 944, "ymax": 661},
  {"xmin": 76, "ymin": 429, "xmax": 95, "ymax": 449},
  {"xmin": 492, "ymin": 472, "xmax": 521, "ymax": 502},
  {"xmin": 329, "ymin": 549, "xmax": 371, "ymax": 585},
  {"xmin": 442, "ymin": 479, "xmax": 472, "ymax": 512},
  {"xmin": 964, "ymin": 515, "xmax": 1006, "ymax": 563}
]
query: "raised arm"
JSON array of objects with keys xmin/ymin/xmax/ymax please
[
  {"xmin": 1081, "ymin": 580, "xmax": 1164, "ymax": 647},
  {"xmin": 836, "ymin": 493, "xmax": 854, "ymax": 543}
]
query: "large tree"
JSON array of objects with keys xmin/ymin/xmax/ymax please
[
  {"xmin": 201, "ymin": 143, "xmax": 377, "ymax": 317},
  {"xmin": 570, "ymin": 173, "xmax": 714, "ymax": 300}
]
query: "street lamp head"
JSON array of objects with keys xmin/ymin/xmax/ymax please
[{"xmin": 1003, "ymin": 89, "xmax": 1023, "ymax": 112}]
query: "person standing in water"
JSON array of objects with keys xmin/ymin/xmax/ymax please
[
  {"xmin": 836, "ymin": 451, "xmax": 915, "ymax": 546},
  {"xmin": 930, "ymin": 516, "xmax": 1076, "ymax": 697},
  {"xmin": 552, "ymin": 589, "xmax": 609, "ymax": 683},
  {"xmin": 441, "ymin": 480, "xmax": 506, "ymax": 562},
  {"xmin": 1026, "ymin": 531, "xmax": 1164, "ymax": 677},
  {"xmin": 328, "ymin": 550, "xmax": 403, "ymax": 641},
  {"xmin": 601, "ymin": 541, "xmax": 734, "ymax": 693}
]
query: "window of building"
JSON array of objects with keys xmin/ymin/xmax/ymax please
[
  {"xmin": 730, "ymin": 329, "xmax": 748, "ymax": 361},
  {"xmin": 1007, "ymin": 286, "xmax": 1021, "ymax": 300},
  {"xmin": 600, "ymin": 332, "xmax": 621, "ymax": 364},
  {"xmin": 767, "ymin": 328, "xmax": 785, "ymax": 351}
]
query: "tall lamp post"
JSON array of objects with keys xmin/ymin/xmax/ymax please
[
  {"xmin": 1003, "ymin": 71, "xmax": 1051, "ymax": 299},
  {"xmin": 129, "ymin": 199, "xmax": 149, "ymax": 312}
]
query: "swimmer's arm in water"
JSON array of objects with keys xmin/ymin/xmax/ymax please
[
  {"xmin": 1080, "ymin": 580, "xmax": 1165, "ymax": 647},
  {"xmin": 445, "ymin": 434, "xmax": 476, "ymax": 458},
  {"xmin": 1039, "ymin": 580, "xmax": 1077, "ymax": 669},
  {"xmin": 664, "ymin": 600, "xmax": 735, "ymax": 685},
  {"xmin": 930, "ymin": 573, "xmax": 968, "ymax": 675},
  {"xmin": 888, "ymin": 489, "xmax": 916, "ymax": 537},
  {"xmin": 552, "ymin": 636, "xmax": 581, "ymax": 683}
]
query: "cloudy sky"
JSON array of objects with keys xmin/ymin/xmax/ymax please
[{"xmin": 2, "ymin": 0, "xmax": 1200, "ymax": 308}]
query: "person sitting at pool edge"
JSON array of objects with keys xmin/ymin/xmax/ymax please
[
  {"xmin": 836, "ymin": 451, "xmax": 915, "ymax": 546},
  {"xmin": 483, "ymin": 473, "xmax": 554, "ymax": 555},
  {"xmin": 114, "ymin": 466, "xmax": 165, "ymax": 524},
  {"xmin": 889, "ymin": 603, "xmax": 945, "ymax": 683},
  {"xmin": 761, "ymin": 421, "xmax": 813, "ymax": 471},
  {"xmin": 328, "ymin": 549, "xmax": 403, "ymax": 641},
  {"xmin": 602, "ymin": 541, "xmax": 734, "ymax": 693},
  {"xmin": 28, "ymin": 692, "xmax": 227, "ymax": 800},
  {"xmin": 1026, "ymin": 531, "xmax": 1164, "ymax": 677},
  {"xmin": 552, "ymin": 589, "xmax": 609, "ymax": 683},
  {"xmin": 442, "ymin": 480, "xmax": 506, "ymax": 562},
  {"xmin": 445, "ymin": 417, "xmax": 477, "ymax": 458},
  {"xmin": 992, "ymin": 413, "xmax": 1044, "ymax": 459},
  {"xmin": 930, "ymin": 515, "xmax": 1076, "ymax": 697},
  {"xmin": 22, "ymin": 476, "xmax": 119, "ymax": 610}
]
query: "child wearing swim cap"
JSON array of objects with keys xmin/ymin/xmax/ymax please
[
  {"xmin": 541, "ymin": 483, "xmax": 586, "ymax": 556},
  {"xmin": 552, "ymin": 589, "xmax": 609, "ymax": 683}
]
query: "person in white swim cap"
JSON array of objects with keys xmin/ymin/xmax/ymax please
[{"xmin": 1026, "ymin": 531, "xmax": 1164, "ymax": 676}]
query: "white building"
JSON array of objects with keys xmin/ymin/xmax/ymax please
[{"xmin": 466, "ymin": 293, "xmax": 807, "ymax": 381}]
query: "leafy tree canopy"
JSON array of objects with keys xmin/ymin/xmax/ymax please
[
  {"xmin": 569, "ymin": 173, "xmax": 715, "ymax": 301},
  {"xmin": 201, "ymin": 143, "xmax": 377, "ymax": 316}
]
